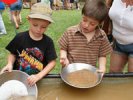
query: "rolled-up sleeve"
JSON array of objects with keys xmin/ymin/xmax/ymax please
[{"xmin": 58, "ymin": 31, "xmax": 68, "ymax": 51}]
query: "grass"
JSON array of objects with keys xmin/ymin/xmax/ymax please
[{"xmin": 0, "ymin": 8, "xmax": 112, "ymax": 74}]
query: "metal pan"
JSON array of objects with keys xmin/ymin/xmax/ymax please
[
  {"xmin": 60, "ymin": 63, "xmax": 102, "ymax": 88},
  {"xmin": 0, "ymin": 70, "xmax": 38, "ymax": 98}
]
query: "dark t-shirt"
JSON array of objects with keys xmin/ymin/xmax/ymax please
[{"xmin": 6, "ymin": 31, "xmax": 57, "ymax": 75}]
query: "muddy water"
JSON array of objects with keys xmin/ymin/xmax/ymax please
[
  {"xmin": 8, "ymin": 96, "xmax": 36, "ymax": 100},
  {"xmin": 37, "ymin": 77, "xmax": 133, "ymax": 100}
]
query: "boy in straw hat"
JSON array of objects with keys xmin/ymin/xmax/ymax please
[{"xmin": 1, "ymin": 3, "xmax": 57, "ymax": 86}]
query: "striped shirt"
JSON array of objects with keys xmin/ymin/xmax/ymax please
[{"xmin": 58, "ymin": 25, "xmax": 112, "ymax": 66}]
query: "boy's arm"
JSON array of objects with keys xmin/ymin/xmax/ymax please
[
  {"xmin": 1, "ymin": 53, "xmax": 16, "ymax": 73},
  {"xmin": 27, "ymin": 60, "xmax": 56, "ymax": 86},
  {"xmin": 98, "ymin": 56, "xmax": 107, "ymax": 74},
  {"xmin": 37, "ymin": 60, "xmax": 56, "ymax": 78},
  {"xmin": 60, "ymin": 49, "xmax": 69, "ymax": 67}
]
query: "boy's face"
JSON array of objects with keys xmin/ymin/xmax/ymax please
[
  {"xmin": 80, "ymin": 15, "xmax": 99, "ymax": 33},
  {"xmin": 28, "ymin": 18, "xmax": 50, "ymax": 38}
]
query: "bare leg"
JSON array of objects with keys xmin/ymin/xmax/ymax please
[
  {"xmin": 110, "ymin": 52, "xmax": 128, "ymax": 72},
  {"xmin": 11, "ymin": 11, "xmax": 19, "ymax": 29},
  {"xmin": 75, "ymin": 2, "xmax": 80, "ymax": 10},
  {"xmin": 128, "ymin": 57, "xmax": 133, "ymax": 72},
  {"xmin": 16, "ymin": 11, "xmax": 22, "ymax": 25},
  {"xmin": 19, "ymin": 13, "xmax": 22, "ymax": 24}
]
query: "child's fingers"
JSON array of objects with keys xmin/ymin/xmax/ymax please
[
  {"xmin": 0, "ymin": 67, "xmax": 9, "ymax": 74},
  {"xmin": 27, "ymin": 75, "xmax": 36, "ymax": 86},
  {"xmin": 96, "ymin": 69, "xmax": 104, "ymax": 77},
  {"xmin": 60, "ymin": 58, "xmax": 66, "ymax": 67},
  {"xmin": 28, "ymin": 75, "xmax": 39, "ymax": 86}
]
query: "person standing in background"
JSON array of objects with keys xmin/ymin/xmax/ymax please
[
  {"xmin": 109, "ymin": 0, "xmax": 133, "ymax": 72},
  {"xmin": 9, "ymin": 0, "xmax": 23, "ymax": 29},
  {"xmin": 23, "ymin": 0, "xmax": 31, "ymax": 8},
  {"xmin": 75, "ymin": 0, "xmax": 80, "ymax": 10},
  {"xmin": 69, "ymin": 0, "xmax": 74, "ymax": 9},
  {"xmin": 49, "ymin": 0, "xmax": 54, "ymax": 9},
  {"xmin": 0, "ymin": 1, "xmax": 7, "ymax": 35}
]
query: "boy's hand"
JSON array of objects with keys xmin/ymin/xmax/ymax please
[
  {"xmin": 0, "ymin": 64, "xmax": 13, "ymax": 74},
  {"xmin": 60, "ymin": 57, "xmax": 69, "ymax": 67},
  {"xmin": 96, "ymin": 69, "xmax": 105, "ymax": 77},
  {"xmin": 27, "ymin": 74, "xmax": 40, "ymax": 86}
]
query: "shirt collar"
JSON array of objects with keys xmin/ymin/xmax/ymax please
[{"xmin": 74, "ymin": 24, "xmax": 105, "ymax": 39}]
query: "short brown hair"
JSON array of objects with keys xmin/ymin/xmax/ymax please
[{"xmin": 82, "ymin": 0, "xmax": 108, "ymax": 23}]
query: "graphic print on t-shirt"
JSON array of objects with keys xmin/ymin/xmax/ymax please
[{"xmin": 17, "ymin": 47, "xmax": 44, "ymax": 75}]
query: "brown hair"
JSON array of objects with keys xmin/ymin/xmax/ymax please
[{"xmin": 82, "ymin": 0, "xmax": 108, "ymax": 23}]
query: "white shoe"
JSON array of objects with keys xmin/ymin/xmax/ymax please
[
  {"xmin": 0, "ymin": 32, "xmax": 3, "ymax": 34},
  {"xmin": 0, "ymin": 32, "xmax": 7, "ymax": 36},
  {"xmin": 77, "ymin": 8, "xmax": 80, "ymax": 10}
]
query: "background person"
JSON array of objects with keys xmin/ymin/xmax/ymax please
[
  {"xmin": 9, "ymin": 0, "xmax": 23, "ymax": 29},
  {"xmin": 109, "ymin": 0, "xmax": 133, "ymax": 72},
  {"xmin": 74, "ymin": 0, "xmax": 80, "ymax": 10},
  {"xmin": 0, "ymin": 1, "xmax": 7, "ymax": 35}
]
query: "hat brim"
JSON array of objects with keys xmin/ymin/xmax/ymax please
[{"xmin": 28, "ymin": 14, "xmax": 54, "ymax": 23}]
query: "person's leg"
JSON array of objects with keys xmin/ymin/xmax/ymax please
[
  {"xmin": 77, "ymin": 2, "xmax": 80, "ymax": 10},
  {"xmin": 69, "ymin": 0, "xmax": 74, "ymax": 9},
  {"xmin": 49, "ymin": 0, "xmax": 54, "ymax": 9},
  {"xmin": 0, "ymin": 11, "xmax": 7, "ymax": 34},
  {"xmin": 16, "ymin": 11, "xmax": 22, "ymax": 25},
  {"xmin": 127, "ymin": 44, "xmax": 133, "ymax": 72},
  {"xmin": 75, "ymin": 0, "xmax": 80, "ymax": 10},
  {"xmin": 11, "ymin": 11, "xmax": 19, "ymax": 29},
  {"xmin": 64, "ymin": 0, "xmax": 70, "ymax": 9},
  {"xmin": 110, "ymin": 52, "xmax": 128, "ymax": 72},
  {"xmin": 52, "ymin": 0, "xmax": 54, "ymax": 10},
  {"xmin": 128, "ymin": 57, "xmax": 133, "ymax": 72},
  {"xmin": 61, "ymin": 0, "xmax": 64, "ymax": 9},
  {"xmin": 19, "ymin": 13, "xmax": 22, "ymax": 24}
]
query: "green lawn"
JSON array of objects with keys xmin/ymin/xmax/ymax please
[{"xmin": 0, "ymin": 8, "xmax": 111, "ymax": 74}]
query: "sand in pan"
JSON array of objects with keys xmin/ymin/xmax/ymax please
[{"xmin": 66, "ymin": 69, "xmax": 98, "ymax": 87}]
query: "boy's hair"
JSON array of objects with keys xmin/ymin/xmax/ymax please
[
  {"xmin": 28, "ymin": 2, "xmax": 53, "ymax": 23},
  {"xmin": 82, "ymin": 0, "xmax": 108, "ymax": 23}
]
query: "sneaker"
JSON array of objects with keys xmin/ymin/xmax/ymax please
[
  {"xmin": 0, "ymin": 32, "xmax": 7, "ymax": 36},
  {"xmin": 0, "ymin": 32, "xmax": 3, "ymax": 35},
  {"xmin": 77, "ymin": 8, "xmax": 80, "ymax": 10},
  {"xmin": 0, "ymin": 33, "xmax": 4, "ymax": 37}
]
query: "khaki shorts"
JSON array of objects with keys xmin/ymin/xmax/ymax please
[{"xmin": 31, "ymin": 0, "xmax": 37, "ymax": 4}]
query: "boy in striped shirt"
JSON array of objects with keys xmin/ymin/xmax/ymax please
[{"xmin": 58, "ymin": 0, "xmax": 112, "ymax": 75}]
